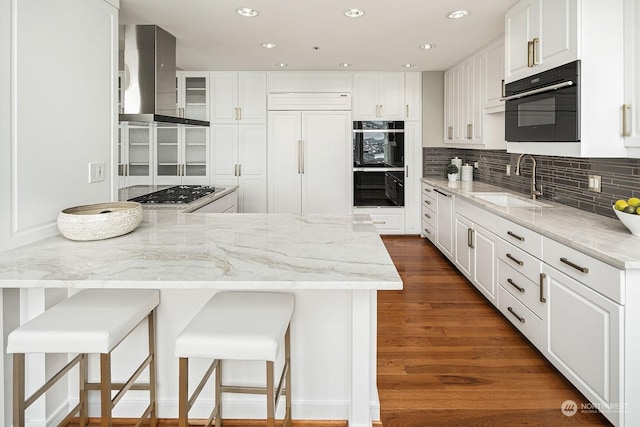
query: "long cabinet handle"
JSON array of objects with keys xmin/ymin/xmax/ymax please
[
  {"xmin": 507, "ymin": 231, "xmax": 525, "ymax": 242},
  {"xmin": 532, "ymin": 38, "xmax": 540, "ymax": 65},
  {"xmin": 297, "ymin": 140, "xmax": 302, "ymax": 174},
  {"xmin": 506, "ymin": 253, "xmax": 524, "ymax": 266},
  {"xmin": 507, "ymin": 278, "xmax": 525, "ymax": 293},
  {"xmin": 447, "ymin": 126, "xmax": 453, "ymax": 140},
  {"xmin": 234, "ymin": 164, "xmax": 238, "ymax": 176},
  {"xmin": 406, "ymin": 165, "xmax": 409, "ymax": 178},
  {"xmin": 373, "ymin": 221, "xmax": 386, "ymax": 225},
  {"xmin": 467, "ymin": 124, "xmax": 473, "ymax": 139},
  {"xmin": 539, "ymin": 273, "xmax": 547, "ymax": 303},
  {"xmin": 507, "ymin": 307, "xmax": 526, "ymax": 324},
  {"xmin": 406, "ymin": 104, "xmax": 410, "ymax": 118},
  {"xmin": 125, "ymin": 164, "xmax": 128, "ymax": 176},
  {"xmin": 560, "ymin": 257, "xmax": 589, "ymax": 274},
  {"xmin": 238, "ymin": 107, "xmax": 242, "ymax": 121},
  {"xmin": 623, "ymin": 104, "xmax": 631, "ymax": 137},
  {"xmin": 527, "ymin": 40, "xmax": 534, "ymax": 67},
  {"xmin": 237, "ymin": 163, "xmax": 242, "ymax": 176},
  {"xmin": 433, "ymin": 188, "xmax": 452, "ymax": 198},
  {"xmin": 300, "ymin": 140, "xmax": 305, "ymax": 174}
]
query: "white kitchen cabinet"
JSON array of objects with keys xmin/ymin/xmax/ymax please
[
  {"xmin": 434, "ymin": 188, "xmax": 454, "ymax": 261},
  {"xmin": 404, "ymin": 72, "xmax": 422, "ymax": 121},
  {"xmin": 268, "ymin": 111, "xmax": 351, "ymax": 215},
  {"xmin": 420, "ymin": 183, "xmax": 437, "ymax": 242},
  {"xmin": 624, "ymin": 0, "xmax": 640, "ymax": 150},
  {"xmin": 353, "ymin": 73, "xmax": 405, "ymax": 120},
  {"xmin": 211, "ymin": 124, "xmax": 266, "ymax": 213},
  {"xmin": 472, "ymin": 224, "xmax": 499, "ymax": 305},
  {"xmin": 154, "ymin": 125, "xmax": 210, "ymax": 185},
  {"xmin": 542, "ymin": 263, "xmax": 623, "ymax": 426},
  {"xmin": 484, "ymin": 36, "xmax": 505, "ymax": 112},
  {"xmin": 444, "ymin": 39, "xmax": 505, "ymax": 149},
  {"xmin": 191, "ymin": 190, "xmax": 239, "ymax": 213},
  {"xmin": 504, "ymin": 0, "xmax": 577, "ymax": 83},
  {"xmin": 210, "ymin": 72, "xmax": 267, "ymax": 124},
  {"xmin": 177, "ymin": 72, "xmax": 209, "ymax": 121},
  {"xmin": 118, "ymin": 123, "xmax": 154, "ymax": 189},
  {"xmin": 454, "ymin": 213, "xmax": 473, "ymax": 279}
]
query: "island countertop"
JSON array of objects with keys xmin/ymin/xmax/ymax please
[{"xmin": 0, "ymin": 211, "xmax": 402, "ymax": 290}]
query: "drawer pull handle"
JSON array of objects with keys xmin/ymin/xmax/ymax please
[
  {"xmin": 507, "ymin": 231, "xmax": 525, "ymax": 242},
  {"xmin": 424, "ymin": 228, "xmax": 431, "ymax": 235},
  {"xmin": 373, "ymin": 221, "xmax": 386, "ymax": 225},
  {"xmin": 424, "ymin": 188, "xmax": 432, "ymax": 193},
  {"xmin": 507, "ymin": 307, "xmax": 526, "ymax": 324},
  {"xmin": 539, "ymin": 273, "xmax": 547, "ymax": 303},
  {"xmin": 434, "ymin": 188, "xmax": 452, "ymax": 197},
  {"xmin": 424, "ymin": 213, "xmax": 431, "ymax": 219},
  {"xmin": 506, "ymin": 253, "xmax": 524, "ymax": 266},
  {"xmin": 424, "ymin": 200, "xmax": 431, "ymax": 205},
  {"xmin": 507, "ymin": 278, "xmax": 525, "ymax": 293},
  {"xmin": 560, "ymin": 257, "xmax": 589, "ymax": 274}
]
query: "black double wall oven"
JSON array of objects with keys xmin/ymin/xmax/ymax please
[{"xmin": 353, "ymin": 121, "xmax": 405, "ymax": 207}]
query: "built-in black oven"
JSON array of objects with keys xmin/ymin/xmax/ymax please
[
  {"xmin": 504, "ymin": 60, "xmax": 580, "ymax": 142},
  {"xmin": 353, "ymin": 121, "xmax": 405, "ymax": 207}
]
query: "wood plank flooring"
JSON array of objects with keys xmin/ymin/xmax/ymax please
[{"xmin": 378, "ymin": 235, "xmax": 611, "ymax": 427}]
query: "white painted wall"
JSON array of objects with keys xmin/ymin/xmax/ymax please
[{"xmin": 0, "ymin": 0, "xmax": 118, "ymax": 253}]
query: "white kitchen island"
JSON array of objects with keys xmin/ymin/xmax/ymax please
[{"xmin": 0, "ymin": 211, "xmax": 402, "ymax": 427}]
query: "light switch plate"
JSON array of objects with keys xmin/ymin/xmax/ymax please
[
  {"xmin": 588, "ymin": 174, "xmax": 601, "ymax": 192},
  {"xmin": 89, "ymin": 162, "xmax": 105, "ymax": 183}
]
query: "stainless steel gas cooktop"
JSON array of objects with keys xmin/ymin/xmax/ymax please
[{"xmin": 128, "ymin": 185, "xmax": 216, "ymax": 204}]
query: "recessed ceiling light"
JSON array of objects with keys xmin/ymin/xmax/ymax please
[
  {"xmin": 275, "ymin": 62, "xmax": 288, "ymax": 67},
  {"xmin": 402, "ymin": 64, "xmax": 415, "ymax": 68},
  {"xmin": 261, "ymin": 42, "xmax": 277, "ymax": 49},
  {"xmin": 344, "ymin": 8, "xmax": 365, "ymax": 18},
  {"xmin": 447, "ymin": 10, "xmax": 470, "ymax": 19},
  {"xmin": 339, "ymin": 63, "xmax": 352, "ymax": 67},
  {"xmin": 419, "ymin": 44, "xmax": 436, "ymax": 50},
  {"xmin": 236, "ymin": 7, "xmax": 258, "ymax": 17}
]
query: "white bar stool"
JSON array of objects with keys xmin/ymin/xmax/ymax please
[
  {"xmin": 7, "ymin": 289, "xmax": 160, "ymax": 427},
  {"xmin": 175, "ymin": 291, "xmax": 294, "ymax": 427}
]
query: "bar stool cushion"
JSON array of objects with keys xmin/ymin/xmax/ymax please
[
  {"xmin": 7, "ymin": 289, "xmax": 159, "ymax": 354},
  {"xmin": 175, "ymin": 291, "xmax": 294, "ymax": 361}
]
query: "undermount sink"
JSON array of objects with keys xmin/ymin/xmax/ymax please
[{"xmin": 470, "ymin": 192, "xmax": 552, "ymax": 208}]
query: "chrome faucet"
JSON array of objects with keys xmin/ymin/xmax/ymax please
[{"xmin": 515, "ymin": 154, "xmax": 544, "ymax": 200}]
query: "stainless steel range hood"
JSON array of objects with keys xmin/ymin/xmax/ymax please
[{"xmin": 119, "ymin": 25, "xmax": 209, "ymax": 127}]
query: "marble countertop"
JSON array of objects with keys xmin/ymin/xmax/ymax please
[
  {"xmin": 118, "ymin": 185, "xmax": 239, "ymax": 212},
  {"xmin": 423, "ymin": 178, "xmax": 640, "ymax": 269},
  {"xmin": 0, "ymin": 212, "xmax": 402, "ymax": 290}
]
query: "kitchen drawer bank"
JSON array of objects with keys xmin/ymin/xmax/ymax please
[{"xmin": 421, "ymin": 178, "xmax": 640, "ymax": 427}]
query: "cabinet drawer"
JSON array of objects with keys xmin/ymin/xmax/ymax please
[
  {"xmin": 498, "ymin": 217, "xmax": 543, "ymax": 259},
  {"xmin": 498, "ymin": 285, "xmax": 543, "ymax": 351},
  {"xmin": 421, "ymin": 208, "xmax": 436, "ymax": 228},
  {"xmin": 368, "ymin": 212, "xmax": 404, "ymax": 234},
  {"xmin": 498, "ymin": 259, "xmax": 545, "ymax": 319},
  {"xmin": 543, "ymin": 238, "xmax": 624, "ymax": 304},
  {"xmin": 421, "ymin": 219, "xmax": 435, "ymax": 242},
  {"xmin": 191, "ymin": 193, "xmax": 235, "ymax": 213},
  {"xmin": 422, "ymin": 183, "xmax": 437, "ymax": 204},
  {"xmin": 498, "ymin": 238, "xmax": 542, "ymax": 281}
]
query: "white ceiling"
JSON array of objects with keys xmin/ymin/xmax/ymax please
[{"xmin": 119, "ymin": 0, "xmax": 519, "ymax": 72}]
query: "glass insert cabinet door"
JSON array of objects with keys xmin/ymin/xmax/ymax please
[
  {"xmin": 184, "ymin": 127, "xmax": 207, "ymax": 177},
  {"xmin": 155, "ymin": 125, "xmax": 209, "ymax": 184},
  {"xmin": 156, "ymin": 126, "xmax": 180, "ymax": 177},
  {"xmin": 184, "ymin": 77, "xmax": 207, "ymax": 120}
]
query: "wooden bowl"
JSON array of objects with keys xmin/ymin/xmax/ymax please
[{"xmin": 57, "ymin": 202, "xmax": 143, "ymax": 241}]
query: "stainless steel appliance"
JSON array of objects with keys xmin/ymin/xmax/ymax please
[
  {"xmin": 128, "ymin": 185, "xmax": 216, "ymax": 204},
  {"xmin": 353, "ymin": 121, "xmax": 405, "ymax": 207},
  {"xmin": 504, "ymin": 60, "xmax": 579, "ymax": 142},
  {"xmin": 119, "ymin": 25, "xmax": 209, "ymax": 127}
]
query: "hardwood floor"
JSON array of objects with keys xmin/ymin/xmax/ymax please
[{"xmin": 378, "ymin": 235, "xmax": 611, "ymax": 427}]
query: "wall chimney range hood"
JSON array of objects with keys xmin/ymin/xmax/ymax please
[{"xmin": 119, "ymin": 25, "xmax": 209, "ymax": 127}]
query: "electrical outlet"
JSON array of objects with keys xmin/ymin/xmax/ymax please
[
  {"xmin": 506, "ymin": 164, "xmax": 511, "ymax": 176},
  {"xmin": 588, "ymin": 174, "xmax": 601, "ymax": 192},
  {"xmin": 89, "ymin": 162, "xmax": 105, "ymax": 183},
  {"xmin": 473, "ymin": 161, "xmax": 479, "ymax": 169}
]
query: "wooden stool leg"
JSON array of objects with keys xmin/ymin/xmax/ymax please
[
  {"xmin": 13, "ymin": 353, "xmax": 25, "ymax": 427},
  {"xmin": 267, "ymin": 361, "xmax": 275, "ymax": 427},
  {"xmin": 100, "ymin": 353, "xmax": 113, "ymax": 427},
  {"xmin": 178, "ymin": 357, "xmax": 189, "ymax": 427},
  {"xmin": 285, "ymin": 325, "xmax": 292, "ymax": 426},
  {"xmin": 215, "ymin": 360, "xmax": 222, "ymax": 427},
  {"xmin": 79, "ymin": 353, "xmax": 89, "ymax": 426},
  {"xmin": 148, "ymin": 309, "xmax": 158, "ymax": 427}
]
